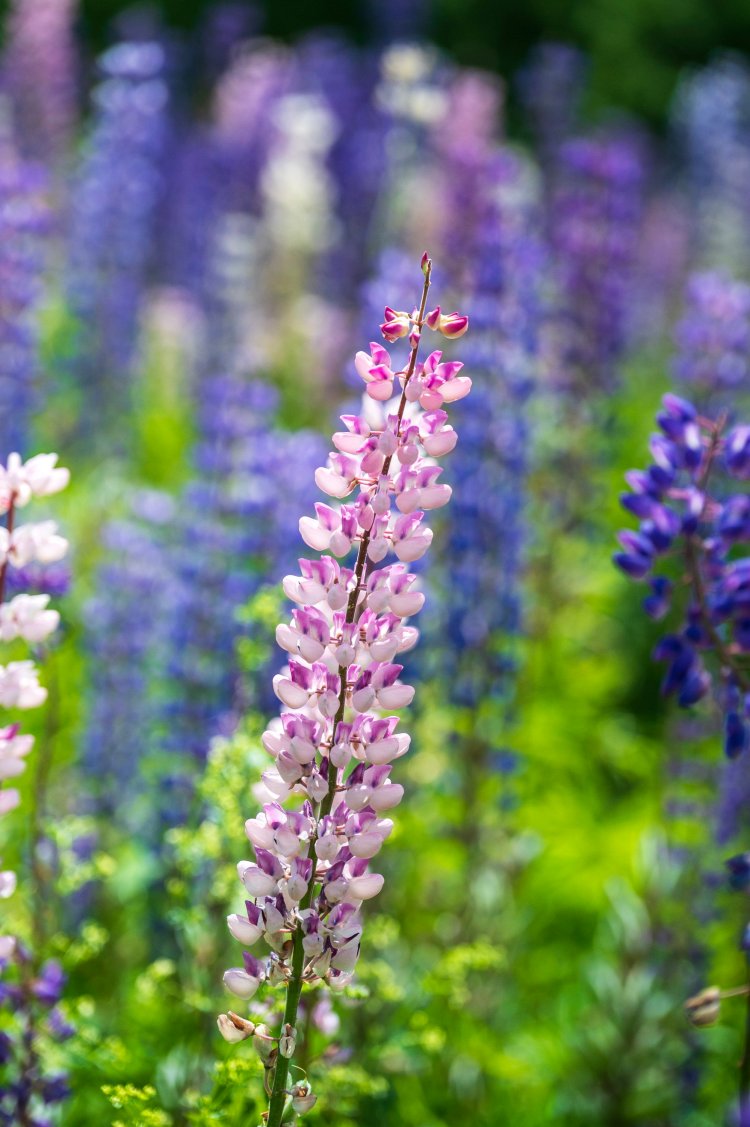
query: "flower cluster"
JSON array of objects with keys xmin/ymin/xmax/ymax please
[
  {"xmin": 217, "ymin": 257, "xmax": 469, "ymax": 1124},
  {"xmin": 4, "ymin": 0, "xmax": 78, "ymax": 167},
  {"xmin": 162, "ymin": 377, "xmax": 324, "ymax": 766},
  {"xmin": 435, "ymin": 151, "xmax": 538, "ymax": 706},
  {"xmin": 675, "ymin": 55, "xmax": 750, "ymax": 273},
  {"xmin": 82, "ymin": 496, "xmax": 174, "ymax": 813},
  {"xmin": 672, "ymin": 271, "xmax": 750, "ymax": 399},
  {"xmin": 614, "ymin": 392, "xmax": 750, "ymax": 756},
  {"xmin": 0, "ymin": 146, "xmax": 49, "ymax": 460},
  {"xmin": 517, "ymin": 42, "xmax": 586, "ymax": 177},
  {"xmin": 0, "ymin": 942, "xmax": 73, "ymax": 1125},
  {"xmin": 298, "ymin": 34, "xmax": 389, "ymax": 304},
  {"xmin": 548, "ymin": 131, "xmax": 645, "ymax": 396},
  {"xmin": 66, "ymin": 42, "xmax": 167, "ymax": 430}
]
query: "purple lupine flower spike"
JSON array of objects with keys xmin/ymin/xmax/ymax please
[
  {"xmin": 672, "ymin": 272, "xmax": 750, "ymax": 402},
  {"xmin": 674, "ymin": 55, "xmax": 750, "ymax": 274},
  {"xmin": 0, "ymin": 139, "xmax": 49, "ymax": 460},
  {"xmin": 65, "ymin": 41, "xmax": 168, "ymax": 436},
  {"xmin": 548, "ymin": 129, "xmax": 646, "ymax": 397},
  {"xmin": 615, "ymin": 390, "xmax": 750, "ymax": 744},
  {"xmin": 4, "ymin": 0, "xmax": 79, "ymax": 168},
  {"xmin": 217, "ymin": 258, "xmax": 470, "ymax": 1127}
]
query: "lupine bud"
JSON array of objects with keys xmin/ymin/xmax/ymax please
[
  {"xmin": 217, "ymin": 1012, "xmax": 255, "ymax": 1043},
  {"xmin": 290, "ymin": 1080, "xmax": 317, "ymax": 1114},
  {"xmin": 726, "ymin": 853, "xmax": 750, "ymax": 891},
  {"xmin": 436, "ymin": 311, "xmax": 470, "ymax": 338},
  {"xmin": 685, "ymin": 986, "xmax": 721, "ymax": 1026},
  {"xmin": 279, "ymin": 1024, "xmax": 297, "ymax": 1058},
  {"xmin": 252, "ymin": 1024, "xmax": 277, "ymax": 1066},
  {"xmin": 380, "ymin": 307, "xmax": 411, "ymax": 342}
]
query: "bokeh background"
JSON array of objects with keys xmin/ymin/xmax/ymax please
[{"xmin": 0, "ymin": 0, "xmax": 749, "ymax": 1124}]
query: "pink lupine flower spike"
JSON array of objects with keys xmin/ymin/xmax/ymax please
[{"xmin": 217, "ymin": 257, "xmax": 470, "ymax": 1126}]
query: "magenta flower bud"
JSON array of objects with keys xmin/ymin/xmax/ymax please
[{"xmin": 438, "ymin": 311, "xmax": 469, "ymax": 338}]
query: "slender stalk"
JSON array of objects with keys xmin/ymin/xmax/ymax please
[
  {"xmin": 16, "ymin": 970, "xmax": 37, "ymax": 1127},
  {"xmin": 682, "ymin": 418, "xmax": 750, "ymax": 692},
  {"xmin": 0, "ymin": 496, "xmax": 16, "ymax": 606},
  {"xmin": 265, "ymin": 264, "xmax": 432, "ymax": 1127},
  {"xmin": 740, "ymin": 979, "xmax": 750, "ymax": 1127}
]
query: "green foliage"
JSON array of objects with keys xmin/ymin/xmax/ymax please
[{"xmin": 103, "ymin": 1085, "xmax": 172, "ymax": 1126}]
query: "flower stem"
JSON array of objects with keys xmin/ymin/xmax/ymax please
[
  {"xmin": 0, "ymin": 496, "xmax": 16, "ymax": 606},
  {"xmin": 264, "ymin": 261, "xmax": 432, "ymax": 1127},
  {"xmin": 740, "ymin": 983, "xmax": 750, "ymax": 1127}
]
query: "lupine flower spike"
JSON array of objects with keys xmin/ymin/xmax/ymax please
[
  {"xmin": 615, "ymin": 393, "xmax": 750, "ymax": 1121},
  {"xmin": 0, "ymin": 455, "xmax": 69, "ymax": 882},
  {"xmin": 0, "ymin": 451, "xmax": 70, "ymax": 1123},
  {"xmin": 217, "ymin": 257, "xmax": 470, "ymax": 1126},
  {"xmin": 615, "ymin": 393, "xmax": 750, "ymax": 751}
]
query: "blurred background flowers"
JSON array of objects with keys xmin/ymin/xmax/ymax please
[{"xmin": 1, "ymin": 0, "xmax": 750, "ymax": 1123}]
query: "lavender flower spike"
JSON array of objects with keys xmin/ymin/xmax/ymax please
[{"xmin": 217, "ymin": 257, "xmax": 470, "ymax": 1125}]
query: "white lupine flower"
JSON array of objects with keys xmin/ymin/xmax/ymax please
[
  {"xmin": 0, "ymin": 594, "xmax": 60, "ymax": 643},
  {"xmin": 217, "ymin": 1013, "xmax": 253, "ymax": 1043},
  {"xmin": 0, "ymin": 661, "xmax": 47, "ymax": 709},
  {"xmin": 0, "ymin": 789, "xmax": 20, "ymax": 816},
  {"xmin": 0, "ymin": 521, "xmax": 68, "ymax": 567},
  {"xmin": 0, "ymin": 871, "xmax": 17, "ymax": 899},
  {"xmin": 0, "ymin": 726, "xmax": 33, "ymax": 780},
  {"xmin": 0, "ymin": 452, "xmax": 70, "ymax": 512}
]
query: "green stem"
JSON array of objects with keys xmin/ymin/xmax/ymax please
[
  {"xmin": 264, "ymin": 260, "xmax": 432, "ymax": 1127},
  {"xmin": 740, "ymin": 967, "xmax": 750, "ymax": 1127},
  {"xmin": 266, "ymin": 927, "xmax": 305, "ymax": 1126}
]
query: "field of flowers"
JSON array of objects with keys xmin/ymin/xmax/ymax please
[{"xmin": 3, "ymin": 2, "xmax": 750, "ymax": 1124}]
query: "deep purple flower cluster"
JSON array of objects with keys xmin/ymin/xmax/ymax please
[
  {"xmin": 3, "ymin": 0, "xmax": 78, "ymax": 167},
  {"xmin": 0, "ymin": 942, "xmax": 72, "ymax": 1125},
  {"xmin": 434, "ymin": 150, "xmax": 539, "ymax": 711},
  {"xmin": 212, "ymin": 42, "xmax": 292, "ymax": 217},
  {"xmin": 616, "ymin": 392, "xmax": 750, "ymax": 756},
  {"xmin": 297, "ymin": 35, "xmax": 385, "ymax": 294},
  {"xmin": 0, "ymin": 150, "xmax": 49, "ymax": 459},
  {"xmin": 517, "ymin": 42, "xmax": 586, "ymax": 176},
  {"xmin": 673, "ymin": 272, "xmax": 750, "ymax": 398},
  {"xmin": 675, "ymin": 55, "xmax": 750, "ymax": 272},
  {"xmin": 160, "ymin": 378, "xmax": 324, "ymax": 771},
  {"xmin": 66, "ymin": 42, "xmax": 168, "ymax": 431},
  {"xmin": 82, "ymin": 496, "xmax": 174, "ymax": 812},
  {"xmin": 548, "ymin": 132, "xmax": 645, "ymax": 395}
]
